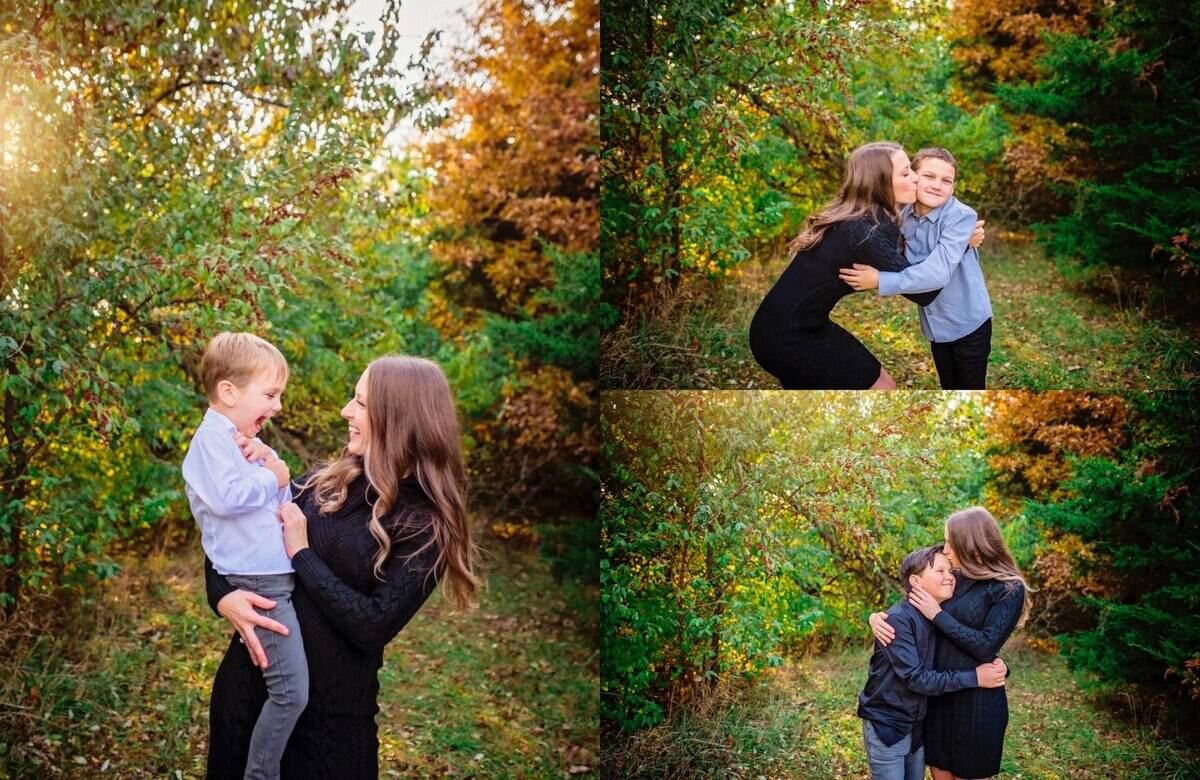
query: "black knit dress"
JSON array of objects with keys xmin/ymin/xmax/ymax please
[
  {"xmin": 748, "ymin": 207, "xmax": 939, "ymax": 389},
  {"xmin": 924, "ymin": 575, "xmax": 1025, "ymax": 778},
  {"xmin": 204, "ymin": 471, "xmax": 440, "ymax": 780}
]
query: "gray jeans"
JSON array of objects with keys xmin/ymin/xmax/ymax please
[
  {"xmin": 226, "ymin": 573, "xmax": 308, "ymax": 780},
  {"xmin": 862, "ymin": 719, "xmax": 924, "ymax": 780}
]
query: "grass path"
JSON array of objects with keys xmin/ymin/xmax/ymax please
[
  {"xmin": 602, "ymin": 233, "xmax": 1200, "ymax": 389},
  {"xmin": 0, "ymin": 541, "xmax": 598, "ymax": 778},
  {"xmin": 604, "ymin": 638, "xmax": 1199, "ymax": 779}
]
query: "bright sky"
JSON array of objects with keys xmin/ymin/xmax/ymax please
[{"xmin": 346, "ymin": 0, "xmax": 476, "ymax": 147}]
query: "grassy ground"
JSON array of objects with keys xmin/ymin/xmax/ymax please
[
  {"xmin": 601, "ymin": 232, "xmax": 1200, "ymax": 389},
  {"xmin": 0, "ymin": 540, "xmax": 598, "ymax": 778},
  {"xmin": 603, "ymin": 637, "xmax": 1200, "ymax": 779}
]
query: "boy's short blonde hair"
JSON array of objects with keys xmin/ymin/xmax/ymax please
[
  {"xmin": 200, "ymin": 332, "xmax": 289, "ymax": 401},
  {"xmin": 912, "ymin": 147, "xmax": 957, "ymax": 173}
]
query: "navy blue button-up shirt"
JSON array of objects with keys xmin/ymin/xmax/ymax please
[{"xmin": 857, "ymin": 600, "xmax": 977, "ymax": 747}]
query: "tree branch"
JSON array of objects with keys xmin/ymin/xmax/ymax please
[{"xmin": 138, "ymin": 77, "xmax": 291, "ymax": 118}]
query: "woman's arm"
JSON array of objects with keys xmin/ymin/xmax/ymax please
[
  {"xmin": 291, "ymin": 530, "xmax": 441, "ymax": 653},
  {"xmin": 205, "ymin": 554, "xmax": 238, "ymax": 615},
  {"xmin": 929, "ymin": 583, "xmax": 1024, "ymax": 661}
]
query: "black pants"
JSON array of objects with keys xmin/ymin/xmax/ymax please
[{"xmin": 930, "ymin": 318, "xmax": 991, "ymax": 390}]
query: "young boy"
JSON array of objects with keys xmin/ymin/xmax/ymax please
[
  {"xmin": 857, "ymin": 545, "xmax": 1007, "ymax": 780},
  {"xmin": 840, "ymin": 147, "xmax": 993, "ymax": 389},
  {"xmin": 181, "ymin": 332, "xmax": 306, "ymax": 780}
]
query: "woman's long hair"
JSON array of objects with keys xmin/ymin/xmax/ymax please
[
  {"xmin": 788, "ymin": 141, "xmax": 904, "ymax": 256},
  {"xmin": 301, "ymin": 356, "xmax": 481, "ymax": 610},
  {"xmin": 945, "ymin": 506, "xmax": 1034, "ymax": 626}
]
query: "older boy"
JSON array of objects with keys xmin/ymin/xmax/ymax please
[
  {"xmin": 857, "ymin": 545, "xmax": 1007, "ymax": 780},
  {"xmin": 840, "ymin": 147, "xmax": 993, "ymax": 389}
]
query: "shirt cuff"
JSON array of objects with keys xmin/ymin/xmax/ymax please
[
  {"xmin": 878, "ymin": 271, "xmax": 902, "ymax": 296},
  {"xmin": 956, "ymin": 669, "xmax": 978, "ymax": 689}
]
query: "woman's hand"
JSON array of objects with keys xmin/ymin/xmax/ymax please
[
  {"xmin": 838, "ymin": 264, "xmax": 880, "ymax": 291},
  {"xmin": 233, "ymin": 433, "xmax": 273, "ymax": 463},
  {"xmin": 216, "ymin": 589, "xmax": 289, "ymax": 669},
  {"xmin": 868, "ymin": 611, "xmax": 895, "ymax": 646},
  {"xmin": 279, "ymin": 501, "xmax": 310, "ymax": 559},
  {"xmin": 908, "ymin": 582, "xmax": 942, "ymax": 620},
  {"xmin": 968, "ymin": 219, "xmax": 986, "ymax": 249}
]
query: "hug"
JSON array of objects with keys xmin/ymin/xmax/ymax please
[
  {"xmin": 857, "ymin": 507, "xmax": 1031, "ymax": 780},
  {"xmin": 182, "ymin": 332, "xmax": 481, "ymax": 779},
  {"xmin": 750, "ymin": 142, "xmax": 992, "ymax": 390}
]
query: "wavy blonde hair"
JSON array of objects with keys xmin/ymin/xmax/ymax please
[
  {"xmin": 945, "ymin": 506, "xmax": 1034, "ymax": 626},
  {"xmin": 788, "ymin": 141, "xmax": 905, "ymax": 256},
  {"xmin": 301, "ymin": 356, "xmax": 481, "ymax": 610}
]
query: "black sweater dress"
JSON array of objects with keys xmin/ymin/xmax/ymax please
[
  {"xmin": 204, "ymin": 471, "xmax": 440, "ymax": 780},
  {"xmin": 749, "ymin": 208, "xmax": 939, "ymax": 389},
  {"xmin": 924, "ymin": 575, "xmax": 1025, "ymax": 778}
]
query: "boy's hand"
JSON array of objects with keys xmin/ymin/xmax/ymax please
[
  {"xmin": 265, "ymin": 457, "xmax": 290, "ymax": 488},
  {"xmin": 233, "ymin": 433, "xmax": 273, "ymax": 463},
  {"xmin": 968, "ymin": 219, "xmax": 985, "ymax": 249},
  {"xmin": 838, "ymin": 264, "xmax": 879, "ymax": 291},
  {"xmin": 975, "ymin": 658, "xmax": 1007, "ymax": 688}
]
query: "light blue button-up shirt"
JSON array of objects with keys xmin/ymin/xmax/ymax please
[
  {"xmin": 877, "ymin": 196, "xmax": 993, "ymax": 343},
  {"xmin": 181, "ymin": 408, "xmax": 293, "ymax": 576}
]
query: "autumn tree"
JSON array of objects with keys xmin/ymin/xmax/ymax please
[
  {"xmin": 1025, "ymin": 393, "xmax": 1200, "ymax": 719},
  {"xmin": 601, "ymin": 392, "xmax": 987, "ymax": 730},
  {"xmin": 419, "ymin": 0, "xmax": 599, "ymax": 532}
]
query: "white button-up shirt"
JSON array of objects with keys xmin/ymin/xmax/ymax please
[{"xmin": 181, "ymin": 408, "xmax": 293, "ymax": 575}]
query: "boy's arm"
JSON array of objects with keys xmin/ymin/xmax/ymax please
[
  {"xmin": 182, "ymin": 429, "xmax": 280, "ymax": 516},
  {"xmin": 882, "ymin": 611, "xmax": 977, "ymax": 695},
  {"xmin": 878, "ymin": 206, "xmax": 977, "ymax": 296}
]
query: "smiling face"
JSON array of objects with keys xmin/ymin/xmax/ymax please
[
  {"xmin": 914, "ymin": 157, "xmax": 956, "ymax": 210},
  {"xmin": 216, "ymin": 370, "xmax": 285, "ymax": 438},
  {"xmin": 341, "ymin": 369, "xmax": 371, "ymax": 456},
  {"xmin": 943, "ymin": 524, "xmax": 962, "ymax": 569},
  {"xmin": 912, "ymin": 551, "xmax": 957, "ymax": 603},
  {"xmin": 890, "ymin": 149, "xmax": 919, "ymax": 206}
]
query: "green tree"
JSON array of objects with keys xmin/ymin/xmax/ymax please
[
  {"xmin": 1025, "ymin": 393, "xmax": 1200, "ymax": 707},
  {"xmin": 601, "ymin": 0, "xmax": 886, "ymax": 308},
  {"xmin": 601, "ymin": 391, "xmax": 987, "ymax": 730}
]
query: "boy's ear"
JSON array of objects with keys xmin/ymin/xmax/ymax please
[{"xmin": 215, "ymin": 379, "xmax": 238, "ymax": 405}]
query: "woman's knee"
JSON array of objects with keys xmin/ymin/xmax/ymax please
[{"xmin": 870, "ymin": 366, "xmax": 896, "ymax": 390}]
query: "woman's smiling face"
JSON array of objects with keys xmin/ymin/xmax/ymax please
[
  {"xmin": 891, "ymin": 149, "xmax": 919, "ymax": 205},
  {"xmin": 341, "ymin": 369, "xmax": 370, "ymax": 456},
  {"xmin": 943, "ymin": 525, "xmax": 961, "ymax": 569}
]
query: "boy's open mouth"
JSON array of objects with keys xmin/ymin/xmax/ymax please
[{"xmin": 254, "ymin": 415, "xmax": 267, "ymax": 432}]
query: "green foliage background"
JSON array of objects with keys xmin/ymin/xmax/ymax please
[
  {"xmin": 600, "ymin": 392, "xmax": 1199, "ymax": 733},
  {"xmin": 601, "ymin": 0, "xmax": 1200, "ymax": 326},
  {"xmin": 0, "ymin": 0, "xmax": 597, "ymax": 615}
]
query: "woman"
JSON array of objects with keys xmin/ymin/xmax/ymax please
[
  {"xmin": 204, "ymin": 355, "xmax": 482, "ymax": 779},
  {"xmin": 749, "ymin": 141, "xmax": 939, "ymax": 389},
  {"xmin": 869, "ymin": 507, "xmax": 1031, "ymax": 780}
]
